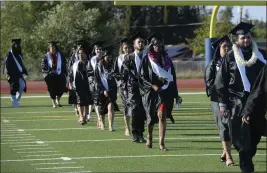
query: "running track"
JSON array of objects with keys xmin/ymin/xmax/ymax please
[{"xmin": 0, "ymin": 79, "xmax": 205, "ymax": 94}]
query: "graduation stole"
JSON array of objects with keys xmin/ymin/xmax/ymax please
[
  {"xmin": 72, "ymin": 61, "xmax": 79, "ymax": 88},
  {"xmin": 233, "ymin": 42, "xmax": 266, "ymax": 92},
  {"xmin": 46, "ymin": 52, "xmax": 62, "ymax": 75},
  {"xmin": 10, "ymin": 50, "xmax": 23, "ymax": 73},
  {"xmin": 98, "ymin": 63, "xmax": 109, "ymax": 91},
  {"xmin": 90, "ymin": 55, "xmax": 99, "ymax": 71},
  {"xmin": 118, "ymin": 55, "xmax": 125, "ymax": 72},
  {"xmin": 148, "ymin": 55, "xmax": 173, "ymax": 90},
  {"xmin": 134, "ymin": 50, "xmax": 146, "ymax": 73}
]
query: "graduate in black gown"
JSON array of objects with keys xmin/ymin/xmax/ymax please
[
  {"xmin": 139, "ymin": 34, "xmax": 180, "ymax": 151},
  {"xmin": 41, "ymin": 41, "xmax": 67, "ymax": 108},
  {"xmin": 67, "ymin": 40, "xmax": 89, "ymax": 117},
  {"xmin": 122, "ymin": 31, "xmax": 147, "ymax": 143},
  {"xmin": 113, "ymin": 37, "xmax": 133, "ymax": 136},
  {"xmin": 88, "ymin": 41, "xmax": 104, "ymax": 127},
  {"xmin": 69, "ymin": 46, "xmax": 93, "ymax": 125},
  {"xmin": 205, "ymin": 35, "xmax": 234, "ymax": 165},
  {"xmin": 241, "ymin": 65, "xmax": 267, "ymax": 172},
  {"xmin": 94, "ymin": 45, "xmax": 118, "ymax": 131},
  {"xmin": 215, "ymin": 22, "xmax": 266, "ymax": 173},
  {"xmin": 4, "ymin": 39, "xmax": 28, "ymax": 107}
]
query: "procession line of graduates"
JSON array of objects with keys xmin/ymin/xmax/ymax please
[
  {"xmin": 205, "ymin": 22, "xmax": 267, "ymax": 173},
  {"xmin": 64, "ymin": 31, "xmax": 182, "ymax": 150},
  {"xmin": 4, "ymin": 21, "xmax": 266, "ymax": 173}
]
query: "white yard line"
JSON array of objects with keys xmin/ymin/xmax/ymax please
[
  {"xmin": 1, "ymin": 137, "xmax": 220, "ymax": 145},
  {"xmin": 1, "ymin": 153, "xmax": 266, "ymax": 162},
  {"xmin": 0, "ymin": 92, "xmax": 205, "ymax": 99},
  {"xmin": 1, "ymin": 111, "xmax": 74, "ymax": 115},
  {"xmin": 10, "ymin": 144, "xmax": 48, "ymax": 147},
  {"xmin": 36, "ymin": 166, "xmax": 84, "ymax": 170},
  {"xmin": 18, "ymin": 151, "xmax": 59, "ymax": 154},
  {"xmin": 23, "ymin": 154, "xmax": 62, "ymax": 157},
  {"xmin": 56, "ymin": 171, "xmax": 91, "ymax": 173},
  {"xmin": 31, "ymin": 162, "xmax": 76, "ymax": 165},
  {"xmin": 1, "ymin": 134, "xmax": 31, "ymax": 137},
  {"xmin": 1, "ymin": 136, "xmax": 35, "ymax": 139},
  {"xmin": 2, "ymin": 139, "xmax": 38, "ymax": 142},
  {"xmin": 1, "ymin": 107, "xmax": 209, "ymax": 115},
  {"xmin": 13, "ymin": 147, "xmax": 53, "ymax": 151}
]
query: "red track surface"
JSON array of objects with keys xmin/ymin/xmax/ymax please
[{"xmin": 0, "ymin": 79, "xmax": 204, "ymax": 94}]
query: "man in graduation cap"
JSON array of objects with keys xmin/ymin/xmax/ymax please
[
  {"xmin": 41, "ymin": 41, "xmax": 67, "ymax": 108},
  {"xmin": 215, "ymin": 22, "xmax": 266, "ymax": 173},
  {"xmin": 122, "ymin": 31, "xmax": 147, "ymax": 143},
  {"xmin": 4, "ymin": 39, "xmax": 28, "ymax": 107}
]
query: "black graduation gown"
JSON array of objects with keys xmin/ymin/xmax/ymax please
[
  {"xmin": 139, "ymin": 55, "xmax": 178, "ymax": 125},
  {"xmin": 88, "ymin": 56, "xmax": 99, "ymax": 100},
  {"xmin": 242, "ymin": 65, "xmax": 267, "ymax": 137},
  {"xmin": 205, "ymin": 58, "xmax": 222, "ymax": 102},
  {"xmin": 94, "ymin": 61, "xmax": 119, "ymax": 115},
  {"xmin": 113, "ymin": 55, "xmax": 129, "ymax": 116},
  {"xmin": 69, "ymin": 61, "xmax": 92, "ymax": 106},
  {"xmin": 215, "ymin": 49, "xmax": 266, "ymax": 107},
  {"xmin": 122, "ymin": 52, "xmax": 146, "ymax": 117},
  {"xmin": 41, "ymin": 52, "xmax": 67, "ymax": 99},
  {"xmin": 5, "ymin": 50, "xmax": 28, "ymax": 94},
  {"xmin": 67, "ymin": 52, "xmax": 78, "ymax": 104}
]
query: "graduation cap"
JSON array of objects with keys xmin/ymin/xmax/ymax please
[
  {"xmin": 116, "ymin": 37, "xmax": 130, "ymax": 44},
  {"xmin": 145, "ymin": 32, "xmax": 163, "ymax": 44},
  {"xmin": 128, "ymin": 31, "xmax": 147, "ymax": 43},
  {"xmin": 211, "ymin": 35, "xmax": 231, "ymax": 49},
  {"xmin": 48, "ymin": 41, "xmax": 59, "ymax": 46},
  {"xmin": 75, "ymin": 39, "xmax": 87, "ymax": 46},
  {"xmin": 11, "ymin": 39, "xmax": 21, "ymax": 45},
  {"xmin": 229, "ymin": 22, "xmax": 254, "ymax": 35},
  {"xmin": 89, "ymin": 40, "xmax": 104, "ymax": 47},
  {"xmin": 101, "ymin": 45, "xmax": 115, "ymax": 58}
]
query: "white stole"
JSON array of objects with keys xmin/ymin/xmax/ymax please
[
  {"xmin": 46, "ymin": 52, "xmax": 62, "ymax": 75},
  {"xmin": 10, "ymin": 50, "xmax": 23, "ymax": 72},
  {"xmin": 118, "ymin": 55, "xmax": 125, "ymax": 72},
  {"xmin": 148, "ymin": 57, "xmax": 173, "ymax": 90},
  {"xmin": 91, "ymin": 55, "xmax": 99, "ymax": 71},
  {"xmin": 236, "ymin": 49, "xmax": 266, "ymax": 92},
  {"xmin": 72, "ymin": 61, "xmax": 79, "ymax": 88},
  {"xmin": 98, "ymin": 65, "xmax": 109, "ymax": 91},
  {"xmin": 134, "ymin": 51, "xmax": 146, "ymax": 72}
]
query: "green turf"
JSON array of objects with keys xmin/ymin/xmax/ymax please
[{"xmin": 1, "ymin": 92, "xmax": 266, "ymax": 173}]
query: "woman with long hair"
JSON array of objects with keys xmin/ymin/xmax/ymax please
[
  {"xmin": 113, "ymin": 37, "xmax": 133, "ymax": 136},
  {"xmin": 87, "ymin": 41, "xmax": 104, "ymax": 126},
  {"xmin": 41, "ymin": 41, "xmax": 67, "ymax": 108},
  {"xmin": 94, "ymin": 45, "xmax": 118, "ymax": 131},
  {"xmin": 205, "ymin": 35, "xmax": 234, "ymax": 166},
  {"xmin": 69, "ymin": 46, "xmax": 92, "ymax": 125},
  {"xmin": 139, "ymin": 34, "xmax": 180, "ymax": 151}
]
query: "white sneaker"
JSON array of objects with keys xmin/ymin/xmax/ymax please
[{"xmin": 87, "ymin": 114, "xmax": 91, "ymax": 120}]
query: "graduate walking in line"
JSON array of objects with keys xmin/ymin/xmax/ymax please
[{"xmin": 4, "ymin": 39, "xmax": 28, "ymax": 107}]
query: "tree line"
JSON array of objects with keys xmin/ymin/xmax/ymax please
[{"xmin": 1, "ymin": 2, "xmax": 265, "ymax": 79}]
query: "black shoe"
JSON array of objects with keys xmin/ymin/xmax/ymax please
[
  {"xmin": 132, "ymin": 135, "xmax": 139, "ymax": 142},
  {"xmin": 139, "ymin": 136, "xmax": 146, "ymax": 143}
]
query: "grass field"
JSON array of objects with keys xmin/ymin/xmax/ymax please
[{"xmin": 1, "ymin": 92, "xmax": 266, "ymax": 173}]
